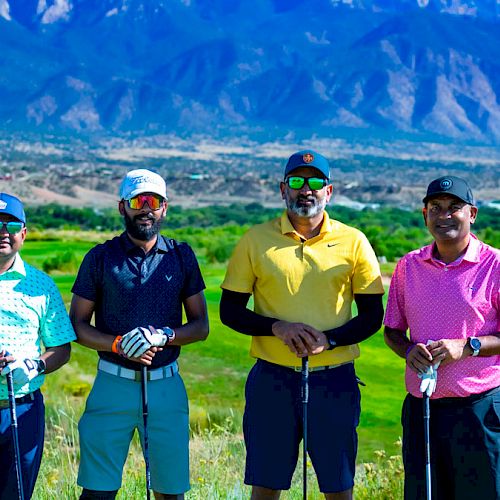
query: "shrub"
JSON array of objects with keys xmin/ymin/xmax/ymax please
[{"xmin": 42, "ymin": 251, "xmax": 80, "ymax": 274}]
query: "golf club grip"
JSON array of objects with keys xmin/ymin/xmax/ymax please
[
  {"xmin": 6, "ymin": 372, "xmax": 25, "ymax": 500},
  {"xmin": 302, "ymin": 356, "xmax": 309, "ymax": 500},
  {"xmin": 141, "ymin": 366, "xmax": 151, "ymax": 499},
  {"xmin": 302, "ymin": 357, "xmax": 309, "ymax": 403},
  {"xmin": 423, "ymin": 394, "xmax": 432, "ymax": 500}
]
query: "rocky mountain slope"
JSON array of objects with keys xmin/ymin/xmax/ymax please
[{"xmin": 0, "ymin": 0, "xmax": 499, "ymax": 142}]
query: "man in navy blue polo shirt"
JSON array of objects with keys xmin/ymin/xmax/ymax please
[{"xmin": 70, "ymin": 169, "xmax": 209, "ymax": 500}]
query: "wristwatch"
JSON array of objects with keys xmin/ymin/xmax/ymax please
[
  {"xmin": 467, "ymin": 337, "xmax": 481, "ymax": 357},
  {"xmin": 34, "ymin": 358, "xmax": 46, "ymax": 374},
  {"xmin": 162, "ymin": 327, "xmax": 176, "ymax": 344},
  {"xmin": 326, "ymin": 337, "xmax": 337, "ymax": 351}
]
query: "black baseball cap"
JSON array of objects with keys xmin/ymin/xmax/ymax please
[{"xmin": 423, "ymin": 176, "xmax": 475, "ymax": 205}]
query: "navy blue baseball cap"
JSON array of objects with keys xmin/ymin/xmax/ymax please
[
  {"xmin": 0, "ymin": 193, "xmax": 26, "ymax": 223},
  {"xmin": 284, "ymin": 150, "xmax": 330, "ymax": 180},
  {"xmin": 423, "ymin": 176, "xmax": 475, "ymax": 205}
]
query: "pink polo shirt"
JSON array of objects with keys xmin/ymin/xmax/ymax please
[{"xmin": 384, "ymin": 234, "xmax": 500, "ymax": 399}]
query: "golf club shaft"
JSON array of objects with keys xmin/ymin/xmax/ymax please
[
  {"xmin": 423, "ymin": 394, "xmax": 431, "ymax": 500},
  {"xmin": 302, "ymin": 356, "xmax": 309, "ymax": 500},
  {"xmin": 7, "ymin": 372, "xmax": 25, "ymax": 500},
  {"xmin": 141, "ymin": 366, "xmax": 151, "ymax": 500}
]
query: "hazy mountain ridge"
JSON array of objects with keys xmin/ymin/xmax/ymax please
[{"xmin": 0, "ymin": 0, "xmax": 499, "ymax": 142}]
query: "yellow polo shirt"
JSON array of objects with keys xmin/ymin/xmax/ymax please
[{"xmin": 221, "ymin": 211, "xmax": 384, "ymax": 367}]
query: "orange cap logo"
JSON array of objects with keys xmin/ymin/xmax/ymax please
[{"xmin": 302, "ymin": 153, "xmax": 314, "ymax": 163}]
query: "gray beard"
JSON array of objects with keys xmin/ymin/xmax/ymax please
[{"xmin": 287, "ymin": 195, "xmax": 327, "ymax": 218}]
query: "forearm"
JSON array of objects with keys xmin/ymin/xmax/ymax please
[
  {"xmin": 221, "ymin": 307, "xmax": 276, "ymax": 336},
  {"xmin": 384, "ymin": 326, "xmax": 412, "ymax": 359},
  {"xmin": 169, "ymin": 317, "xmax": 209, "ymax": 346},
  {"xmin": 73, "ymin": 320, "xmax": 115, "ymax": 352},
  {"xmin": 325, "ymin": 294, "xmax": 384, "ymax": 346},
  {"xmin": 220, "ymin": 289, "xmax": 277, "ymax": 336},
  {"xmin": 471, "ymin": 333, "xmax": 500, "ymax": 357},
  {"xmin": 40, "ymin": 344, "xmax": 71, "ymax": 374}
]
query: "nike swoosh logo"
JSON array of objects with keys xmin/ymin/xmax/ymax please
[
  {"xmin": 166, "ymin": 275, "xmax": 173, "ymax": 281},
  {"xmin": 327, "ymin": 243, "xmax": 339, "ymax": 247}
]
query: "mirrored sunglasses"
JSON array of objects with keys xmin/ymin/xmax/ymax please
[
  {"xmin": 0, "ymin": 221, "xmax": 24, "ymax": 234},
  {"xmin": 285, "ymin": 176, "xmax": 329, "ymax": 191},
  {"xmin": 126, "ymin": 194, "xmax": 164, "ymax": 210}
]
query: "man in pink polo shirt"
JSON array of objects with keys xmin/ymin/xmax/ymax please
[{"xmin": 384, "ymin": 175, "xmax": 500, "ymax": 500}]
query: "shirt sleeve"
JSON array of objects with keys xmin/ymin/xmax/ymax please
[
  {"xmin": 41, "ymin": 278, "xmax": 77, "ymax": 347},
  {"xmin": 71, "ymin": 248, "xmax": 99, "ymax": 302},
  {"xmin": 383, "ymin": 257, "xmax": 408, "ymax": 332},
  {"xmin": 179, "ymin": 243, "xmax": 206, "ymax": 300},
  {"xmin": 351, "ymin": 232, "xmax": 385, "ymax": 295},
  {"xmin": 220, "ymin": 231, "xmax": 256, "ymax": 293}
]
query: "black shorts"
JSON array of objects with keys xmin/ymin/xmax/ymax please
[
  {"xmin": 243, "ymin": 359, "xmax": 361, "ymax": 493},
  {"xmin": 402, "ymin": 386, "xmax": 500, "ymax": 500}
]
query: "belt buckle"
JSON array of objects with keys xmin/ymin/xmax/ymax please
[{"xmin": 134, "ymin": 371, "xmax": 142, "ymax": 382}]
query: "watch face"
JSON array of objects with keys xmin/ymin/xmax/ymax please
[{"xmin": 470, "ymin": 338, "xmax": 481, "ymax": 350}]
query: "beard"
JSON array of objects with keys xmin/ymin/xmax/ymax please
[
  {"xmin": 285, "ymin": 193, "xmax": 327, "ymax": 218},
  {"xmin": 124, "ymin": 211, "xmax": 163, "ymax": 241}
]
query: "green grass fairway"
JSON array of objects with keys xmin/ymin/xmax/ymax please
[{"xmin": 22, "ymin": 239, "xmax": 406, "ymax": 462}]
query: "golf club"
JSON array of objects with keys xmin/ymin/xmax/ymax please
[
  {"xmin": 141, "ymin": 366, "xmax": 151, "ymax": 500},
  {"xmin": 423, "ymin": 393, "xmax": 432, "ymax": 500},
  {"xmin": 6, "ymin": 370, "xmax": 25, "ymax": 500},
  {"xmin": 301, "ymin": 356, "xmax": 309, "ymax": 500}
]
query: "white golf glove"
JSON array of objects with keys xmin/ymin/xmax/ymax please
[
  {"xmin": 120, "ymin": 327, "xmax": 168, "ymax": 358},
  {"xmin": 1, "ymin": 358, "xmax": 44, "ymax": 386},
  {"xmin": 418, "ymin": 340, "xmax": 441, "ymax": 397}
]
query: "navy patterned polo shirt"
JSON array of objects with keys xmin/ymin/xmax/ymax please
[{"xmin": 72, "ymin": 232, "xmax": 205, "ymax": 369}]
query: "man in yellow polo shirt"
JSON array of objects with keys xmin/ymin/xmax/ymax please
[{"xmin": 220, "ymin": 149, "xmax": 384, "ymax": 500}]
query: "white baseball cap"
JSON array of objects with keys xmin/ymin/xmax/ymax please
[{"xmin": 119, "ymin": 169, "xmax": 167, "ymax": 200}]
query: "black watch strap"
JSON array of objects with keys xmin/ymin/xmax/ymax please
[
  {"xmin": 35, "ymin": 358, "xmax": 46, "ymax": 374},
  {"xmin": 327, "ymin": 337, "xmax": 337, "ymax": 351}
]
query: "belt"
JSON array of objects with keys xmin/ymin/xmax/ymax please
[
  {"xmin": 0, "ymin": 392, "xmax": 35, "ymax": 409},
  {"xmin": 261, "ymin": 359, "xmax": 353, "ymax": 373},
  {"xmin": 290, "ymin": 360, "xmax": 353, "ymax": 372},
  {"xmin": 98, "ymin": 359, "xmax": 179, "ymax": 382}
]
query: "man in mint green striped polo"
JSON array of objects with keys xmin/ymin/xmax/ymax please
[{"xmin": 0, "ymin": 192, "xmax": 76, "ymax": 499}]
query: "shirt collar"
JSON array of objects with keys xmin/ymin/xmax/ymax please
[
  {"xmin": 0, "ymin": 254, "xmax": 26, "ymax": 278},
  {"xmin": 280, "ymin": 210, "xmax": 331, "ymax": 236},
  {"xmin": 120, "ymin": 232, "xmax": 168, "ymax": 254},
  {"xmin": 422, "ymin": 233, "xmax": 481, "ymax": 264}
]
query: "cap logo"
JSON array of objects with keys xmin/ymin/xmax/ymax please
[
  {"xmin": 130, "ymin": 174, "xmax": 158, "ymax": 186},
  {"xmin": 302, "ymin": 153, "xmax": 314, "ymax": 163},
  {"xmin": 440, "ymin": 179, "xmax": 452, "ymax": 190},
  {"xmin": 0, "ymin": 200, "xmax": 6, "ymax": 209}
]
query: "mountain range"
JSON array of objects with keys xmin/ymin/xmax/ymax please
[{"xmin": 1, "ymin": 0, "xmax": 499, "ymax": 143}]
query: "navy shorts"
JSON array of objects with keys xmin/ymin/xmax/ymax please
[
  {"xmin": 243, "ymin": 359, "xmax": 361, "ymax": 493},
  {"xmin": 0, "ymin": 390, "xmax": 45, "ymax": 500},
  {"xmin": 402, "ymin": 386, "xmax": 500, "ymax": 500}
]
